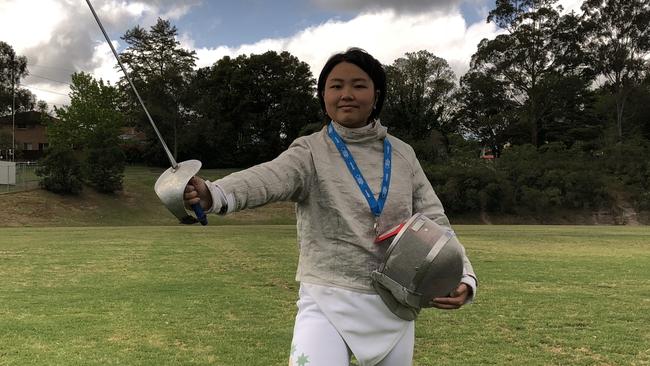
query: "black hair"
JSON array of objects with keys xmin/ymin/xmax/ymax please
[{"xmin": 317, "ymin": 47, "xmax": 386, "ymax": 122}]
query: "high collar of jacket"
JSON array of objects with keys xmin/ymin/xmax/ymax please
[{"xmin": 330, "ymin": 120, "xmax": 388, "ymax": 144}]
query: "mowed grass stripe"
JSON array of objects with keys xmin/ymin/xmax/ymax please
[{"xmin": 1, "ymin": 225, "xmax": 649, "ymax": 365}]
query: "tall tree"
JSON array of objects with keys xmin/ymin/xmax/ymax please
[
  {"xmin": 237, "ymin": 51, "xmax": 320, "ymax": 163},
  {"xmin": 473, "ymin": 0, "xmax": 593, "ymax": 146},
  {"xmin": 382, "ymin": 50, "xmax": 458, "ymax": 148},
  {"xmin": 0, "ymin": 41, "xmax": 35, "ymax": 116},
  {"xmin": 454, "ymin": 70, "xmax": 518, "ymax": 158},
  {"xmin": 118, "ymin": 18, "xmax": 197, "ymax": 164},
  {"xmin": 581, "ymin": 0, "xmax": 650, "ymax": 141}
]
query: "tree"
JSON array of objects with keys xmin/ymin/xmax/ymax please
[
  {"xmin": 118, "ymin": 18, "xmax": 197, "ymax": 165},
  {"xmin": 454, "ymin": 70, "xmax": 518, "ymax": 158},
  {"xmin": 44, "ymin": 72, "xmax": 125, "ymax": 193},
  {"xmin": 630, "ymin": 72, "xmax": 650, "ymax": 140},
  {"xmin": 0, "ymin": 130, "xmax": 12, "ymax": 157},
  {"xmin": 536, "ymin": 72, "xmax": 602, "ymax": 146},
  {"xmin": 473, "ymin": 0, "xmax": 593, "ymax": 147},
  {"xmin": 383, "ymin": 50, "xmax": 458, "ymax": 141},
  {"xmin": 235, "ymin": 51, "xmax": 321, "ymax": 163},
  {"xmin": 581, "ymin": 0, "xmax": 650, "ymax": 141},
  {"xmin": 381, "ymin": 51, "xmax": 458, "ymax": 162},
  {"xmin": 0, "ymin": 41, "xmax": 35, "ymax": 116},
  {"xmin": 186, "ymin": 51, "xmax": 320, "ymax": 167},
  {"xmin": 51, "ymin": 73, "xmax": 122, "ymax": 146}
]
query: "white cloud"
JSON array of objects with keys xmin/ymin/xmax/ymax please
[
  {"xmin": 1, "ymin": 0, "xmax": 195, "ymax": 107},
  {"xmin": 557, "ymin": 0, "xmax": 584, "ymax": 14},
  {"xmin": 161, "ymin": 3, "xmax": 195, "ymax": 20},
  {"xmin": 0, "ymin": 0, "xmax": 65, "ymax": 53},
  {"xmin": 192, "ymin": 8, "xmax": 501, "ymax": 80},
  {"xmin": 22, "ymin": 82, "xmax": 71, "ymax": 110},
  {"xmin": 89, "ymin": 41, "xmax": 122, "ymax": 85},
  {"xmin": 311, "ymin": 0, "xmax": 461, "ymax": 13}
]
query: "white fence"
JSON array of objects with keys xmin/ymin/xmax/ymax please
[{"xmin": 0, "ymin": 162, "xmax": 39, "ymax": 193}]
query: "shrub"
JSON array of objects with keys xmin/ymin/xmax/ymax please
[
  {"xmin": 36, "ymin": 146, "xmax": 83, "ymax": 195},
  {"xmin": 424, "ymin": 142, "xmax": 613, "ymax": 216},
  {"xmin": 423, "ymin": 159, "xmax": 513, "ymax": 214},
  {"xmin": 84, "ymin": 145, "xmax": 126, "ymax": 193}
]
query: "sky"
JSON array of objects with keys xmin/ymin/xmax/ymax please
[{"xmin": 0, "ymin": 0, "xmax": 584, "ymax": 109}]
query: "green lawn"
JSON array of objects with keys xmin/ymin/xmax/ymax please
[{"xmin": 1, "ymin": 225, "xmax": 648, "ymax": 365}]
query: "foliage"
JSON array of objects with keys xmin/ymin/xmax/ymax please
[
  {"xmin": 424, "ymin": 158, "xmax": 514, "ymax": 214},
  {"xmin": 186, "ymin": 51, "xmax": 320, "ymax": 167},
  {"xmin": 383, "ymin": 50, "xmax": 458, "ymax": 155},
  {"xmin": 454, "ymin": 70, "xmax": 517, "ymax": 158},
  {"xmin": 35, "ymin": 146, "xmax": 83, "ymax": 195},
  {"xmin": 498, "ymin": 143, "xmax": 609, "ymax": 211},
  {"xmin": 472, "ymin": 0, "xmax": 594, "ymax": 147},
  {"xmin": 0, "ymin": 41, "xmax": 35, "ymax": 115},
  {"xmin": 0, "ymin": 130, "xmax": 11, "ymax": 152},
  {"xmin": 47, "ymin": 72, "xmax": 125, "ymax": 194},
  {"xmin": 596, "ymin": 139, "xmax": 650, "ymax": 210},
  {"xmin": 52, "ymin": 73, "xmax": 123, "ymax": 147},
  {"xmin": 625, "ymin": 75, "xmax": 650, "ymax": 140},
  {"xmin": 424, "ymin": 143, "xmax": 611, "ymax": 216},
  {"xmin": 581, "ymin": 0, "xmax": 650, "ymax": 141},
  {"xmin": 84, "ymin": 145, "xmax": 125, "ymax": 193}
]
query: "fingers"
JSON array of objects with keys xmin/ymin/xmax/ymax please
[
  {"xmin": 188, "ymin": 176, "xmax": 203, "ymax": 187},
  {"xmin": 183, "ymin": 184, "xmax": 201, "ymax": 206},
  {"xmin": 430, "ymin": 296, "xmax": 463, "ymax": 310},
  {"xmin": 183, "ymin": 176, "xmax": 213, "ymax": 210},
  {"xmin": 430, "ymin": 283, "xmax": 469, "ymax": 310}
]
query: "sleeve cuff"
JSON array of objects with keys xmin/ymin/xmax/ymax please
[
  {"xmin": 461, "ymin": 275, "xmax": 477, "ymax": 304},
  {"xmin": 204, "ymin": 180, "xmax": 228, "ymax": 214}
]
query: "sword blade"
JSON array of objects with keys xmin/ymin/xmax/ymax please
[{"xmin": 84, "ymin": 0, "xmax": 178, "ymax": 169}]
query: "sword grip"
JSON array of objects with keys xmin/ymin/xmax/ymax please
[{"xmin": 191, "ymin": 203, "xmax": 208, "ymax": 225}]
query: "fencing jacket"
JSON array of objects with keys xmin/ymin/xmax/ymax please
[{"xmin": 211, "ymin": 120, "xmax": 477, "ymax": 294}]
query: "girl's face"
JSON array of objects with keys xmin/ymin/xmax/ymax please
[{"xmin": 323, "ymin": 62, "xmax": 378, "ymax": 128}]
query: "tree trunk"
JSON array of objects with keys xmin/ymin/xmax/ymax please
[
  {"xmin": 173, "ymin": 118, "xmax": 177, "ymax": 160},
  {"xmin": 528, "ymin": 100, "xmax": 540, "ymax": 147},
  {"xmin": 616, "ymin": 89, "xmax": 626, "ymax": 142}
]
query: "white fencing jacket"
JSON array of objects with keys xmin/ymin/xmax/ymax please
[{"xmin": 210, "ymin": 120, "xmax": 477, "ymax": 295}]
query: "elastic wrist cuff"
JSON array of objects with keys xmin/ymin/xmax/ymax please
[
  {"xmin": 461, "ymin": 275, "xmax": 478, "ymax": 304},
  {"xmin": 204, "ymin": 180, "xmax": 228, "ymax": 214}
]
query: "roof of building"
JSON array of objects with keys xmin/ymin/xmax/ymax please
[{"xmin": 0, "ymin": 111, "xmax": 54, "ymax": 126}]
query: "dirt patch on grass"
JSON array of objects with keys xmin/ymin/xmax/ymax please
[{"xmin": 0, "ymin": 187, "xmax": 143, "ymax": 226}]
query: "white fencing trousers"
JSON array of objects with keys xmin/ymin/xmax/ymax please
[{"xmin": 289, "ymin": 283, "xmax": 414, "ymax": 366}]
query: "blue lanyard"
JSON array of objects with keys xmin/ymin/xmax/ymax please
[{"xmin": 327, "ymin": 122, "xmax": 392, "ymax": 218}]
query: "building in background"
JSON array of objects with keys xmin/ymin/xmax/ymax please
[{"xmin": 0, "ymin": 111, "xmax": 50, "ymax": 161}]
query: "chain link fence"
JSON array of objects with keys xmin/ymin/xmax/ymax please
[{"xmin": 0, "ymin": 162, "xmax": 40, "ymax": 194}]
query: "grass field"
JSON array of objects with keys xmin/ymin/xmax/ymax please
[
  {"xmin": 1, "ymin": 225, "xmax": 648, "ymax": 365},
  {"xmin": 1, "ymin": 166, "xmax": 649, "ymax": 364}
]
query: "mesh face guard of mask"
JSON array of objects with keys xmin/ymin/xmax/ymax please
[{"xmin": 371, "ymin": 213, "xmax": 464, "ymax": 320}]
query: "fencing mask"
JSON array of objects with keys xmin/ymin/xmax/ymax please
[{"xmin": 371, "ymin": 213, "xmax": 464, "ymax": 320}]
